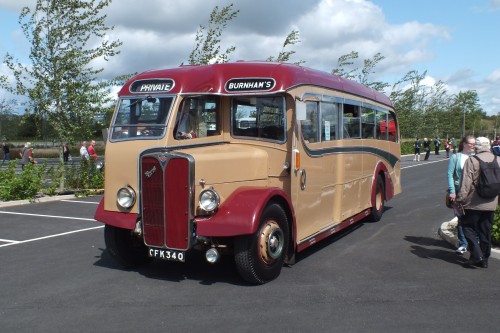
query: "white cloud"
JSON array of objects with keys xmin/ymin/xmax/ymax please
[{"xmin": 1, "ymin": 0, "xmax": 498, "ymax": 114}]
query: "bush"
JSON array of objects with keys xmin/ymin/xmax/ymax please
[
  {"xmin": 493, "ymin": 207, "xmax": 500, "ymax": 247},
  {"xmin": 0, "ymin": 161, "xmax": 45, "ymax": 201},
  {"xmin": 0, "ymin": 159, "xmax": 104, "ymax": 201}
]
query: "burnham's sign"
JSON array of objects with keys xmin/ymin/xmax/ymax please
[
  {"xmin": 130, "ymin": 79, "xmax": 175, "ymax": 93},
  {"xmin": 225, "ymin": 78, "xmax": 276, "ymax": 92}
]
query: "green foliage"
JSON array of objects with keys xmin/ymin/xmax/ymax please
[
  {"xmin": 63, "ymin": 159, "xmax": 104, "ymax": 190},
  {"xmin": 332, "ymin": 51, "xmax": 388, "ymax": 92},
  {"xmin": 0, "ymin": 99, "xmax": 17, "ymax": 141},
  {"xmin": 0, "ymin": 160, "xmax": 45, "ymax": 201},
  {"xmin": 1, "ymin": 0, "xmax": 121, "ymax": 143},
  {"xmin": 493, "ymin": 206, "xmax": 500, "ymax": 247},
  {"xmin": 267, "ymin": 30, "xmax": 305, "ymax": 65},
  {"xmin": 188, "ymin": 4, "xmax": 239, "ymax": 65},
  {"xmin": 0, "ymin": 158, "xmax": 104, "ymax": 201}
]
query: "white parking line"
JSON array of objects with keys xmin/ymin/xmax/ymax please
[
  {"xmin": 61, "ymin": 200, "xmax": 99, "ymax": 204},
  {"xmin": 401, "ymin": 159, "xmax": 447, "ymax": 170},
  {"xmin": 0, "ymin": 239, "xmax": 19, "ymax": 244},
  {"xmin": 0, "ymin": 211, "xmax": 96, "ymax": 221},
  {"xmin": 0, "ymin": 226, "xmax": 104, "ymax": 248}
]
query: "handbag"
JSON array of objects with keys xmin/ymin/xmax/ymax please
[
  {"xmin": 445, "ymin": 154, "xmax": 459, "ymax": 209},
  {"xmin": 445, "ymin": 190, "xmax": 453, "ymax": 208}
]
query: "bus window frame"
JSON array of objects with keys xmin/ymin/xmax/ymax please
[
  {"xmin": 230, "ymin": 94, "xmax": 287, "ymax": 144},
  {"xmin": 109, "ymin": 94, "xmax": 176, "ymax": 142}
]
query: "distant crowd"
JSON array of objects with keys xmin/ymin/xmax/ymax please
[{"xmin": 1, "ymin": 140, "xmax": 99, "ymax": 168}]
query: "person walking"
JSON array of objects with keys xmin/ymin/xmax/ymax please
[
  {"xmin": 1, "ymin": 142, "xmax": 10, "ymax": 165},
  {"xmin": 447, "ymin": 136, "xmax": 475, "ymax": 255},
  {"xmin": 456, "ymin": 137, "xmax": 498, "ymax": 268},
  {"xmin": 434, "ymin": 136, "xmax": 441, "ymax": 155},
  {"xmin": 62, "ymin": 143, "xmax": 70, "ymax": 163},
  {"xmin": 423, "ymin": 138, "xmax": 431, "ymax": 160},
  {"xmin": 80, "ymin": 141, "xmax": 89, "ymax": 160},
  {"xmin": 444, "ymin": 139, "xmax": 451, "ymax": 158},
  {"xmin": 413, "ymin": 137, "xmax": 421, "ymax": 161},
  {"xmin": 491, "ymin": 136, "xmax": 500, "ymax": 156},
  {"xmin": 451, "ymin": 137, "xmax": 457, "ymax": 154},
  {"xmin": 19, "ymin": 142, "xmax": 34, "ymax": 170},
  {"xmin": 87, "ymin": 140, "xmax": 98, "ymax": 161}
]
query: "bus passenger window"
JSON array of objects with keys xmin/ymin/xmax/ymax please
[
  {"xmin": 321, "ymin": 102, "xmax": 338, "ymax": 141},
  {"xmin": 343, "ymin": 104, "xmax": 360, "ymax": 139},
  {"xmin": 232, "ymin": 95, "xmax": 285, "ymax": 142},
  {"xmin": 376, "ymin": 110, "xmax": 388, "ymax": 140},
  {"xmin": 301, "ymin": 102, "xmax": 319, "ymax": 143},
  {"xmin": 361, "ymin": 107, "xmax": 375, "ymax": 139}
]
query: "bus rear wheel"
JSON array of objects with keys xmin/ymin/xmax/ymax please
[
  {"xmin": 104, "ymin": 224, "xmax": 151, "ymax": 268},
  {"xmin": 234, "ymin": 203, "xmax": 289, "ymax": 284},
  {"xmin": 370, "ymin": 175, "xmax": 385, "ymax": 222}
]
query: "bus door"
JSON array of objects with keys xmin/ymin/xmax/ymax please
[{"xmin": 292, "ymin": 99, "xmax": 339, "ymax": 242}]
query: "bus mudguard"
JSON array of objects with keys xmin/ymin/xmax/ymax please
[
  {"xmin": 371, "ymin": 161, "xmax": 394, "ymax": 204},
  {"xmin": 94, "ymin": 198, "xmax": 137, "ymax": 230},
  {"xmin": 196, "ymin": 186, "xmax": 296, "ymax": 238}
]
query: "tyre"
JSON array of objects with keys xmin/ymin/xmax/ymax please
[
  {"xmin": 234, "ymin": 203, "xmax": 289, "ymax": 284},
  {"xmin": 104, "ymin": 224, "xmax": 151, "ymax": 268},
  {"xmin": 370, "ymin": 175, "xmax": 385, "ymax": 222}
]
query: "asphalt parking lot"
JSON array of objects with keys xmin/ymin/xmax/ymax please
[{"xmin": 0, "ymin": 195, "xmax": 103, "ymax": 249}]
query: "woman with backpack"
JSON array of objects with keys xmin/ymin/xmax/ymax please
[
  {"xmin": 448, "ymin": 136, "xmax": 475, "ymax": 255},
  {"xmin": 456, "ymin": 137, "xmax": 498, "ymax": 268}
]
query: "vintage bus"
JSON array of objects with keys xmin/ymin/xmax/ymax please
[{"xmin": 94, "ymin": 61, "xmax": 401, "ymax": 284}]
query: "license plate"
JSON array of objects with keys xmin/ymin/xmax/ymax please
[{"xmin": 148, "ymin": 247, "xmax": 185, "ymax": 262}]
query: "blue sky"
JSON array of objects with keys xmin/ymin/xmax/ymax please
[{"xmin": 1, "ymin": 0, "xmax": 499, "ymax": 115}]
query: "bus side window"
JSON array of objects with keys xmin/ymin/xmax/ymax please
[
  {"xmin": 301, "ymin": 101, "xmax": 319, "ymax": 143},
  {"xmin": 361, "ymin": 106, "xmax": 375, "ymax": 139},
  {"xmin": 376, "ymin": 109, "xmax": 388, "ymax": 140},
  {"xmin": 321, "ymin": 102, "xmax": 338, "ymax": 141},
  {"xmin": 387, "ymin": 111, "xmax": 398, "ymax": 142},
  {"xmin": 343, "ymin": 104, "xmax": 360, "ymax": 139}
]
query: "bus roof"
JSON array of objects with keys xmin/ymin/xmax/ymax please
[{"xmin": 120, "ymin": 61, "xmax": 393, "ymax": 107}]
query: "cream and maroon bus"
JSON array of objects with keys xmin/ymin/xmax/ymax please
[{"xmin": 94, "ymin": 61, "xmax": 401, "ymax": 284}]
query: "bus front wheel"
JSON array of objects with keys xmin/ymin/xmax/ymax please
[
  {"xmin": 104, "ymin": 224, "xmax": 151, "ymax": 268},
  {"xmin": 370, "ymin": 175, "xmax": 385, "ymax": 222},
  {"xmin": 234, "ymin": 203, "xmax": 289, "ymax": 284}
]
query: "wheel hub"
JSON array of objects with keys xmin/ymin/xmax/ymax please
[{"xmin": 258, "ymin": 221, "xmax": 284, "ymax": 264}]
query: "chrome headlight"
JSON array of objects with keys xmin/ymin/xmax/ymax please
[
  {"xmin": 199, "ymin": 188, "xmax": 220, "ymax": 213},
  {"xmin": 116, "ymin": 186, "xmax": 136, "ymax": 209}
]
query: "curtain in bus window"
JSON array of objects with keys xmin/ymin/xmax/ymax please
[
  {"xmin": 301, "ymin": 101, "xmax": 319, "ymax": 143},
  {"xmin": 361, "ymin": 107, "xmax": 375, "ymax": 139},
  {"xmin": 387, "ymin": 111, "xmax": 398, "ymax": 142},
  {"xmin": 321, "ymin": 102, "xmax": 338, "ymax": 141},
  {"xmin": 376, "ymin": 109, "xmax": 388, "ymax": 140}
]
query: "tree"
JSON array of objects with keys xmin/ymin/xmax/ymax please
[
  {"xmin": 451, "ymin": 90, "xmax": 483, "ymax": 137},
  {"xmin": 1, "ymin": 0, "xmax": 122, "ymax": 142},
  {"xmin": 188, "ymin": 4, "xmax": 239, "ymax": 65},
  {"xmin": 267, "ymin": 30, "xmax": 305, "ymax": 65},
  {"xmin": 331, "ymin": 51, "xmax": 389, "ymax": 92},
  {"xmin": 0, "ymin": 98, "xmax": 17, "ymax": 140}
]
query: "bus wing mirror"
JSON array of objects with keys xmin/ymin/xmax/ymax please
[{"xmin": 296, "ymin": 101, "xmax": 306, "ymax": 120}]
